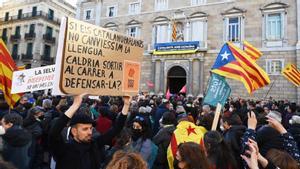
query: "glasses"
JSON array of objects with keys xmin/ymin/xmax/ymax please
[{"xmin": 134, "ymin": 116, "xmax": 144, "ymax": 121}]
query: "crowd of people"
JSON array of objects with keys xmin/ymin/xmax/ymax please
[{"xmin": 0, "ymin": 91, "xmax": 299, "ymax": 169}]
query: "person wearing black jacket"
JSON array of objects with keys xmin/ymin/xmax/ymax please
[
  {"xmin": 49, "ymin": 94, "xmax": 130, "ymax": 169},
  {"xmin": 1, "ymin": 113, "xmax": 32, "ymax": 169},
  {"xmin": 153, "ymin": 111, "xmax": 176, "ymax": 169}
]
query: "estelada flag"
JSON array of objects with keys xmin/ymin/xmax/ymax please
[
  {"xmin": 167, "ymin": 121, "xmax": 207, "ymax": 169},
  {"xmin": 0, "ymin": 39, "xmax": 22, "ymax": 108},
  {"xmin": 228, "ymin": 42, "xmax": 270, "ymax": 91},
  {"xmin": 282, "ymin": 64, "xmax": 300, "ymax": 87},
  {"xmin": 212, "ymin": 43, "xmax": 254, "ymax": 93},
  {"xmin": 172, "ymin": 21, "xmax": 177, "ymax": 42},
  {"xmin": 243, "ymin": 41, "xmax": 263, "ymax": 61}
]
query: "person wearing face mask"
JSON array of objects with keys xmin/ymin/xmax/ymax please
[
  {"xmin": 12, "ymin": 96, "xmax": 32, "ymax": 119},
  {"xmin": 1, "ymin": 113, "xmax": 32, "ymax": 169},
  {"xmin": 23, "ymin": 107, "xmax": 49, "ymax": 169},
  {"xmin": 131, "ymin": 115, "xmax": 158, "ymax": 169}
]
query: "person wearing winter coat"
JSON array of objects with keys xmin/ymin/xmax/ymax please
[
  {"xmin": 153, "ymin": 99, "xmax": 170, "ymax": 135},
  {"xmin": 131, "ymin": 115, "xmax": 157, "ymax": 169},
  {"xmin": 288, "ymin": 115, "xmax": 300, "ymax": 148},
  {"xmin": 220, "ymin": 112, "xmax": 246, "ymax": 168},
  {"xmin": 1, "ymin": 113, "xmax": 32, "ymax": 169},
  {"xmin": 48, "ymin": 94, "xmax": 130, "ymax": 169},
  {"xmin": 153, "ymin": 111, "xmax": 176, "ymax": 169}
]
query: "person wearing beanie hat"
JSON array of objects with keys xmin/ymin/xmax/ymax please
[{"xmin": 49, "ymin": 94, "xmax": 131, "ymax": 169}]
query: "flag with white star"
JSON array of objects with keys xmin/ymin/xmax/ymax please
[{"xmin": 211, "ymin": 43, "xmax": 254, "ymax": 93}]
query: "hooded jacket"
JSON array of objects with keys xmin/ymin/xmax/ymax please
[{"xmin": 2, "ymin": 125, "xmax": 32, "ymax": 169}]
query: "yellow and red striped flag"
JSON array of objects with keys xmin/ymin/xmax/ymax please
[
  {"xmin": 0, "ymin": 39, "xmax": 22, "ymax": 108},
  {"xmin": 17, "ymin": 65, "xmax": 26, "ymax": 70},
  {"xmin": 282, "ymin": 64, "xmax": 300, "ymax": 87},
  {"xmin": 243, "ymin": 41, "xmax": 263, "ymax": 61},
  {"xmin": 228, "ymin": 42, "xmax": 270, "ymax": 91},
  {"xmin": 172, "ymin": 21, "xmax": 177, "ymax": 41},
  {"xmin": 167, "ymin": 121, "xmax": 207, "ymax": 169}
]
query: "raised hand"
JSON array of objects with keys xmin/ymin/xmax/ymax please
[
  {"xmin": 65, "ymin": 93, "xmax": 87, "ymax": 118},
  {"xmin": 267, "ymin": 116, "xmax": 287, "ymax": 134},
  {"xmin": 241, "ymin": 141, "xmax": 259, "ymax": 169},
  {"xmin": 121, "ymin": 96, "xmax": 132, "ymax": 115},
  {"xmin": 247, "ymin": 111, "xmax": 257, "ymax": 130}
]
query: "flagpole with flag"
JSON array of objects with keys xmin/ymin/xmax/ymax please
[
  {"xmin": 0, "ymin": 39, "xmax": 22, "ymax": 108},
  {"xmin": 282, "ymin": 63, "xmax": 300, "ymax": 87},
  {"xmin": 211, "ymin": 42, "xmax": 270, "ymax": 94},
  {"xmin": 172, "ymin": 20, "xmax": 177, "ymax": 42}
]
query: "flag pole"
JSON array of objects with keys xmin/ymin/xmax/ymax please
[
  {"xmin": 264, "ymin": 76, "xmax": 278, "ymax": 100},
  {"xmin": 211, "ymin": 103, "xmax": 222, "ymax": 131}
]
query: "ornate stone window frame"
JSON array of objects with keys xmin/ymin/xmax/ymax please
[
  {"xmin": 222, "ymin": 7, "xmax": 246, "ymax": 46},
  {"xmin": 260, "ymin": 2, "xmax": 289, "ymax": 48}
]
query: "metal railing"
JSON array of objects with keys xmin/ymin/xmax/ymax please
[
  {"xmin": 12, "ymin": 54, "xmax": 19, "ymax": 60},
  {"xmin": 25, "ymin": 32, "xmax": 36, "ymax": 40},
  {"xmin": 41, "ymin": 55, "xmax": 54, "ymax": 62},
  {"xmin": 21, "ymin": 53, "xmax": 33, "ymax": 60},
  {"xmin": 10, "ymin": 34, "xmax": 21, "ymax": 41},
  {"xmin": 0, "ymin": 11, "xmax": 60, "ymax": 25},
  {"xmin": 43, "ymin": 34, "xmax": 55, "ymax": 44}
]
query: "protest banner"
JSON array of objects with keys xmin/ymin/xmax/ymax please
[
  {"xmin": 203, "ymin": 73, "xmax": 231, "ymax": 107},
  {"xmin": 53, "ymin": 17, "xmax": 143, "ymax": 96},
  {"xmin": 11, "ymin": 65, "xmax": 55, "ymax": 94}
]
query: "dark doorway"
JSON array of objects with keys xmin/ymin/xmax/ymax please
[{"xmin": 167, "ymin": 66, "xmax": 186, "ymax": 94}]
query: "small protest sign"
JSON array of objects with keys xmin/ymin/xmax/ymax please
[
  {"xmin": 11, "ymin": 65, "xmax": 55, "ymax": 94},
  {"xmin": 53, "ymin": 17, "xmax": 143, "ymax": 96},
  {"xmin": 203, "ymin": 73, "xmax": 231, "ymax": 107}
]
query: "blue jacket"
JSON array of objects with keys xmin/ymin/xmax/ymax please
[{"xmin": 153, "ymin": 104, "xmax": 169, "ymax": 135}]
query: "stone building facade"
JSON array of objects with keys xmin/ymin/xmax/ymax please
[
  {"xmin": 0, "ymin": 0, "xmax": 76, "ymax": 68},
  {"xmin": 78, "ymin": 0, "xmax": 300, "ymax": 103}
]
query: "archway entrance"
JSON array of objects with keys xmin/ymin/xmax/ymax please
[{"xmin": 167, "ymin": 66, "xmax": 186, "ymax": 94}]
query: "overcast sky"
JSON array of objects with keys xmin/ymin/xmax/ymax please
[{"xmin": 0, "ymin": 0, "xmax": 77, "ymax": 7}]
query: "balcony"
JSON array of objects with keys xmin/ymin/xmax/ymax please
[
  {"xmin": 41, "ymin": 55, "xmax": 54, "ymax": 63},
  {"xmin": 0, "ymin": 36, "xmax": 7, "ymax": 43},
  {"xmin": 25, "ymin": 32, "xmax": 36, "ymax": 40},
  {"xmin": 21, "ymin": 53, "xmax": 33, "ymax": 60},
  {"xmin": 10, "ymin": 34, "xmax": 21, "ymax": 42},
  {"xmin": 0, "ymin": 11, "xmax": 60, "ymax": 25},
  {"xmin": 43, "ymin": 34, "xmax": 55, "ymax": 44},
  {"xmin": 11, "ymin": 54, "xmax": 19, "ymax": 60}
]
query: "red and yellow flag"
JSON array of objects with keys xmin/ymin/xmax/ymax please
[
  {"xmin": 0, "ymin": 39, "xmax": 22, "ymax": 108},
  {"xmin": 172, "ymin": 21, "xmax": 177, "ymax": 42},
  {"xmin": 282, "ymin": 64, "xmax": 300, "ymax": 87},
  {"xmin": 228, "ymin": 42, "xmax": 270, "ymax": 91},
  {"xmin": 167, "ymin": 121, "xmax": 207, "ymax": 169},
  {"xmin": 243, "ymin": 41, "xmax": 263, "ymax": 61}
]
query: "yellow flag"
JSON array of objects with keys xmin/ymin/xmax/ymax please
[{"xmin": 167, "ymin": 121, "xmax": 207, "ymax": 169}]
